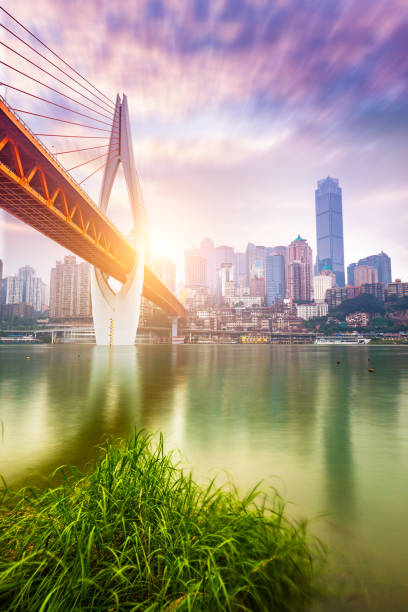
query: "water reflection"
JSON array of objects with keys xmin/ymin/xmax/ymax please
[{"xmin": 1, "ymin": 344, "xmax": 408, "ymax": 608}]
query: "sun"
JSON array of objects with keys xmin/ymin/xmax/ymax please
[{"xmin": 150, "ymin": 230, "xmax": 177, "ymax": 262}]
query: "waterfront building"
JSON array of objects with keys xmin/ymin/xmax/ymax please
[
  {"xmin": 185, "ymin": 250, "xmax": 207, "ymax": 288},
  {"xmin": 315, "ymin": 176, "xmax": 345, "ymax": 286},
  {"xmin": 50, "ymin": 256, "xmax": 91, "ymax": 319},
  {"xmin": 296, "ymin": 302, "xmax": 328, "ymax": 320},
  {"xmin": 287, "ymin": 235, "xmax": 313, "ymax": 302},
  {"xmin": 387, "ymin": 280, "xmax": 408, "ymax": 299},
  {"xmin": 354, "ymin": 265, "xmax": 378, "ymax": 286},
  {"xmin": 357, "ymin": 252, "xmax": 392, "ymax": 285},
  {"xmin": 200, "ymin": 238, "xmax": 217, "ymax": 294},
  {"xmin": 0, "ymin": 303, "xmax": 34, "ymax": 320},
  {"xmin": 153, "ymin": 256, "xmax": 176, "ymax": 292},
  {"xmin": 265, "ymin": 255, "xmax": 284, "ymax": 306},
  {"xmin": 313, "ymin": 268, "xmax": 336, "ymax": 302}
]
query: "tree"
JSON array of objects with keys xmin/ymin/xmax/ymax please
[{"xmin": 337, "ymin": 293, "xmax": 385, "ymax": 316}]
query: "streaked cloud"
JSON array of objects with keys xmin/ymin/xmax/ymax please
[{"xmin": 1, "ymin": 0, "xmax": 407, "ymax": 279}]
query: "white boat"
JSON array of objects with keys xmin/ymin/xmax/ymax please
[{"xmin": 315, "ymin": 335, "xmax": 370, "ymax": 345}]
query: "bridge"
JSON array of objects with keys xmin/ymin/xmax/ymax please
[{"xmin": 0, "ymin": 7, "xmax": 184, "ymax": 345}]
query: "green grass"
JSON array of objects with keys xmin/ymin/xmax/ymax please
[{"xmin": 0, "ymin": 431, "xmax": 324, "ymax": 611}]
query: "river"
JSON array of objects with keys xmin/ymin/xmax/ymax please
[{"xmin": 0, "ymin": 344, "xmax": 407, "ymax": 610}]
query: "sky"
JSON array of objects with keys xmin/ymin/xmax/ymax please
[{"xmin": 1, "ymin": 0, "xmax": 408, "ymax": 284}]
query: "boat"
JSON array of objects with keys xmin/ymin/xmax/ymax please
[{"xmin": 315, "ymin": 335, "xmax": 370, "ymax": 345}]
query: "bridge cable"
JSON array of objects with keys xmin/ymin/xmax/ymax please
[
  {"xmin": 1, "ymin": 83, "xmax": 114, "ymax": 127},
  {"xmin": 0, "ymin": 6, "xmax": 115, "ymax": 108},
  {"xmin": 79, "ymin": 151, "xmax": 120, "ymax": 185},
  {"xmin": 0, "ymin": 41, "xmax": 115, "ymax": 116},
  {"xmin": 0, "ymin": 23, "xmax": 115, "ymax": 113},
  {"xmin": 54, "ymin": 144, "xmax": 111, "ymax": 155},
  {"xmin": 33, "ymin": 133, "xmax": 113, "ymax": 139},
  {"xmin": 11, "ymin": 109, "xmax": 111, "ymax": 132},
  {"xmin": 0, "ymin": 61, "xmax": 115, "ymax": 121},
  {"xmin": 67, "ymin": 148, "xmax": 119, "ymax": 172}
]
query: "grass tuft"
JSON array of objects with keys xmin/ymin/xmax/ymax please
[{"xmin": 0, "ymin": 431, "xmax": 324, "ymax": 610}]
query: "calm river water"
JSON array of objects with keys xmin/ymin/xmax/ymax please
[{"xmin": 1, "ymin": 344, "xmax": 407, "ymax": 610}]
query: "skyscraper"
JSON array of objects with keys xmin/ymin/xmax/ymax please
[
  {"xmin": 347, "ymin": 262, "xmax": 357, "ymax": 286},
  {"xmin": 353, "ymin": 265, "xmax": 378, "ymax": 287},
  {"xmin": 315, "ymin": 177, "xmax": 345, "ymax": 286},
  {"xmin": 287, "ymin": 235, "xmax": 313, "ymax": 302},
  {"xmin": 153, "ymin": 256, "xmax": 176, "ymax": 292},
  {"xmin": 234, "ymin": 252, "xmax": 248, "ymax": 288},
  {"xmin": 356, "ymin": 252, "xmax": 392, "ymax": 285},
  {"xmin": 268, "ymin": 246, "xmax": 287, "ymax": 297},
  {"xmin": 199, "ymin": 238, "xmax": 216, "ymax": 294},
  {"xmin": 265, "ymin": 255, "xmax": 284, "ymax": 306},
  {"xmin": 215, "ymin": 245, "xmax": 234, "ymax": 270},
  {"xmin": 184, "ymin": 250, "xmax": 207, "ymax": 288}
]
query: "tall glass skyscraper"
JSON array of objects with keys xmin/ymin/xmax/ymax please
[
  {"xmin": 265, "ymin": 255, "xmax": 284, "ymax": 306},
  {"xmin": 315, "ymin": 177, "xmax": 345, "ymax": 286}
]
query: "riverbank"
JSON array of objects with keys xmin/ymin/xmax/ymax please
[{"xmin": 0, "ymin": 431, "xmax": 324, "ymax": 611}]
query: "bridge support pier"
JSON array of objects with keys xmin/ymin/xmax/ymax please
[
  {"xmin": 171, "ymin": 316, "xmax": 179, "ymax": 343},
  {"xmin": 91, "ymin": 93, "xmax": 148, "ymax": 346}
]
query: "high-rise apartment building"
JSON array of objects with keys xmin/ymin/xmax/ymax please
[
  {"xmin": 18, "ymin": 266, "xmax": 35, "ymax": 302},
  {"xmin": 3, "ymin": 276, "xmax": 23, "ymax": 304},
  {"xmin": 1, "ymin": 265, "xmax": 47, "ymax": 312},
  {"xmin": 265, "ymin": 254, "xmax": 284, "ymax": 306},
  {"xmin": 313, "ymin": 269, "xmax": 336, "ymax": 302},
  {"xmin": 387, "ymin": 280, "xmax": 408, "ymax": 299},
  {"xmin": 356, "ymin": 252, "xmax": 391, "ymax": 285},
  {"xmin": 185, "ymin": 250, "xmax": 207, "ymax": 288},
  {"xmin": 353, "ymin": 265, "xmax": 378, "ymax": 287},
  {"xmin": 287, "ymin": 235, "xmax": 313, "ymax": 302},
  {"xmin": 315, "ymin": 177, "xmax": 345, "ymax": 286},
  {"xmin": 26, "ymin": 276, "xmax": 48, "ymax": 312},
  {"xmin": 50, "ymin": 256, "xmax": 91, "ymax": 318},
  {"xmin": 153, "ymin": 256, "xmax": 176, "ymax": 292}
]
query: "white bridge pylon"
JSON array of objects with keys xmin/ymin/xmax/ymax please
[{"xmin": 91, "ymin": 94, "xmax": 147, "ymax": 346}]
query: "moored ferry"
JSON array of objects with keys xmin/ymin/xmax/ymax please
[{"xmin": 315, "ymin": 335, "xmax": 370, "ymax": 345}]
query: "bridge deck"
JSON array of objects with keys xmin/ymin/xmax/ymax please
[{"xmin": 0, "ymin": 98, "xmax": 184, "ymax": 318}]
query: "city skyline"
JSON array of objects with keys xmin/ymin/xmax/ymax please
[{"xmin": 1, "ymin": 0, "xmax": 407, "ymax": 282}]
